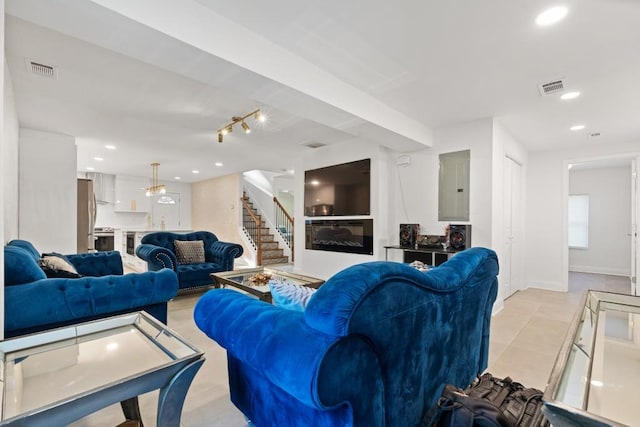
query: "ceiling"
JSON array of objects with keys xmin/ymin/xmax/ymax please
[{"xmin": 5, "ymin": 0, "xmax": 640, "ymax": 183}]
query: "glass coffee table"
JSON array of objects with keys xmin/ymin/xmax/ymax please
[
  {"xmin": 543, "ymin": 290, "xmax": 640, "ymax": 427},
  {"xmin": 211, "ymin": 267, "xmax": 325, "ymax": 303},
  {"xmin": 0, "ymin": 311, "xmax": 204, "ymax": 427}
]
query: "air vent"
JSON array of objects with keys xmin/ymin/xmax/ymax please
[
  {"xmin": 537, "ymin": 79, "xmax": 565, "ymax": 96},
  {"xmin": 303, "ymin": 141, "xmax": 327, "ymax": 149},
  {"xmin": 24, "ymin": 58, "xmax": 58, "ymax": 79}
]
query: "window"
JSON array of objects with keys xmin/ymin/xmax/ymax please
[{"xmin": 568, "ymin": 194, "xmax": 589, "ymax": 248}]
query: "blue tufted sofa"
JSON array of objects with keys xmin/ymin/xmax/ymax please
[
  {"xmin": 135, "ymin": 231, "xmax": 243, "ymax": 292},
  {"xmin": 194, "ymin": 247, "xmax": 499, "ymax": 427},
  {"xmin": 4, "ymin": 239, "xmax": 179, "ymax": 338}
]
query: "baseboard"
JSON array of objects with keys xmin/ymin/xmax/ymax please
[
  {"xmin": 526, "ymin": 280, "xmax": 565, "ymax": 292},
  {"xmin": 569, "ymin": 265, "xmax": 630, "ymax": 277}
]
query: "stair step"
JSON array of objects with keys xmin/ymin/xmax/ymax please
[
  {"xmin": 262, "ymin": 256, "xmax": 290, "ymax": 266},
  {"xmin": 262, "ymin": 248, "xmax": 284, "ymax": 258},
  {"xmin": 259, "ymin": 242, "xmax": 279, "ymax": 250}
]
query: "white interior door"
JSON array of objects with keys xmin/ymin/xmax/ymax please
[
  {"xmin": 503, "ymin": 156, "xmax": 523, "ymax": 298},
  {"xmin": 632, "ymin": 159, "xmax": 639, "ymax": 295},
  {"xmin": 152, "ymin": 192, "xmax": 182, "ymax": 230}
]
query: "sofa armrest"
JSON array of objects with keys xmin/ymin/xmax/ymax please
[
  {"xmin": 194, "ymin": 289, "xmax": 382, "ymax": 413},
  {"xmin": 206, "ymin": 241, "xmax": 243, "ymax": 270},
  {"xmin": 5, "ymin": 268, "xmax": 179, "ymax": 335},
  {"xmin": 66, "ymin": 251, "xmax": 124, "ymax": 276},
  {"xmin": 136, "ymin": 244, "xmax": 177, "ymax": 271}
]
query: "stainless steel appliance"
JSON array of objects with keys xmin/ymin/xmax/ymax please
[
  {"xmin": 94, "ymin": 227, "xmax": 115, "ymax": 251},
  {"xmin": 77, "ymin": 178, "xmax": 96, "ymax": 253}
]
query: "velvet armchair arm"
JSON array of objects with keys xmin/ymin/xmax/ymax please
[
  {"xmin": 194, "ymin": 289, "xmax": 384, "ymax": 426},
  {"xmin": 5, "ymin": 268, "xmax": 179, "ymax": 337},
  {"xmin": 135, "ymin": 243, "xmax": 178, "ymax": 271},
  {"xmin": 205, "ymin": 241, "xmax": 244, "ymax": 271}
]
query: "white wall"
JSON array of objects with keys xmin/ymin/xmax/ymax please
[
  {"xmin": 3, "ymin": 60, "xmax": 18, "ymax": 242},
  {"xmin": 390, "ymin": 118, "xmax": 495, "ymax": 246},
  {"xmin": 19, "ymin": 128, "xmax": 77, "ymax": 253},
  {"xmin": 569, "ymin": 166, "xmax": 631, "ymax": 276},
  {"xmin": 294, "ymin": 138, "xmax": 391, "ymax": 279},
  {"xmin": 1, "ymin": 0, "xmax": 7, "ymax": 339},
  {"xmin": 526, "ymin": 142, "xmax": 640, "ymax": 291}
]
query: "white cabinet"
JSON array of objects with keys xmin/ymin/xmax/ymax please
[{"xmin": 114, "ymin": 175, "xmax": 150, "ymax": 212}]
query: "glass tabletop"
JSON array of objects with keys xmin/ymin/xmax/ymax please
[
  {"xmin": 213, "ymin": 267, "xmax": 324, "ymax": 292},
  {"xmin": 0, "ymin": 312, "xmax": 201, "ymax": 422},
  {"xmin": 544, "ymin": 291, "xmax": 640, "ymax": 426}
]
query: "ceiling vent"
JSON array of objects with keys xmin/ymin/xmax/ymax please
[
  {"xmin": 25, "ymin": 58, "xmax": 58, "ymax": 79},
  {"xmin": 303, "ymin": 141, "xmax": 327, "ymax": 149},
  {"xmin": 537, "ymin": 79, "xmax": 565, "ymax": 96}
]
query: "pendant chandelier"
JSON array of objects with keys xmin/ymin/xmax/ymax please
[{"xmin": 145, "ymin": 162, "xmax": 166, "ymax": 197}]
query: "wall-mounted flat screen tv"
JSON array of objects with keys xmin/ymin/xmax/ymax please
[{"xmin": 304, "ymin": 158, "xmax": 371, "ymax": 216}]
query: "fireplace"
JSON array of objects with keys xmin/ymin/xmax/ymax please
[{"xmin": 305, "ymin": 219, "xmax": 373, "ymax": 255}]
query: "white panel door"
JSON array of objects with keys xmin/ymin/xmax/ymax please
[
  {"xmin": 503, "ymin": 156, "xmax": 523, "ymax": 297},
  {"xmin": 632, "ymin": 158, "xmax": 639, "ymax": 295}
]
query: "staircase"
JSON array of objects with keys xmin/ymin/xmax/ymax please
[{"xmin": 241, "ymin": 194, "xmax": 289, "ymax": 266}]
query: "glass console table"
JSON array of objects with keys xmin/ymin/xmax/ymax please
[
  {"xmin": 0, "ymin": 311, "xmax": 204, "ymax": 426},
  {"xmin": 543, "ymin": 291, "xmax": 640, "ymax": 427}
]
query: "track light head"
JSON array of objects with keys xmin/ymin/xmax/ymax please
[{"xmin": 216, "ymin": 108, "xmax": 262, "ymax": 142}]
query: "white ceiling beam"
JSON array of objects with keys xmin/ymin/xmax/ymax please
[{"xmin": 87, "ymin": 0, "xmax": 433, "ymax": 149}]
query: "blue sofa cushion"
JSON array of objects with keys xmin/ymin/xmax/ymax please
[
  {"xmin": 4, "ymin": 246, "xmax": 46, "ymax": 286},
  {"xmin": 176, "ymin": 262, "xmax": 222, "ymax": 289},
  {"xmin": 39, "ymin": 253, "xmax": 82, "ymax": 278},
  {"xmin": 269, "ymin": 280, "xmax": 317, "ymax": 311}
]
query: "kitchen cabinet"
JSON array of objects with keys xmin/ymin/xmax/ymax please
[{"xmin": 114, "ymin": 175, "xmax": 150, "ymax": 213}]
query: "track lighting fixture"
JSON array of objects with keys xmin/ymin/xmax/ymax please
[{"xmin": 216, "ymin": 108, "xmax": 264, "ymax": 143}]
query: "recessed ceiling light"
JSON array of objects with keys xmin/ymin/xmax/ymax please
[
  {"xmin": 192, "ymin": 170, "xmax": 200, "ymax": 174},
  {"xmin": 561, "ymin": 91, "xmax": 580, "ymax": 100},
  {"xmin": 174, "ymin": 176, "xmax": 181, "ymax": 180},
  {"xmin": 105, "ymin": 145, "xmax": 116, "ymax": 150},
  {"xmin": 214, "ymin": 162, "xmax": 223, "ymax": 167},
  {"xmin": 93, "ymin": 157, "xmax": 104, "ymax": 161},
  {"xmin": 86, "ymin": 166, "xmax": 95, "ymax": 171},
  {"xmin": 535, "ymin": 6, "xmax": 568, "ymax": 26},
  {"xmin": 570, "ymin": 125, "xmax": 585, "ymax": 131}
]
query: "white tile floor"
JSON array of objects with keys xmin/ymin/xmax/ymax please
[{"xmin": 69, "ymin": 272, "xmax": 631, "ymax": 426}]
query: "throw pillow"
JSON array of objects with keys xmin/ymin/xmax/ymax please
[
  {"xmin": 39, "ymin": 253, "xmax": 82, "ymax": 278},
  {"xmin": 269, "ymin": 280, "xmax": 317, "ymax": 311},
  {"xmin": 174, "ymin": 240, "xmax": 205, "ymax": 264}
]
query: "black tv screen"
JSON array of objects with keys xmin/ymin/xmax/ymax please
[{"xmin": 304, "ymin": 158, "xmax": 371, "ymax": 216}]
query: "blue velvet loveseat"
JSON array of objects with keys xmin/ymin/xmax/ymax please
[
  {"xmin": 194, "ymin": 247, "xmax": 499, "ymax": 427},
  {"xmin": 135, "ymin": 231, "xmax": 243, "ymax": 292},
  {"xmin": 4, "ymin": 239, "xmax": 179, "ymax": 338}
]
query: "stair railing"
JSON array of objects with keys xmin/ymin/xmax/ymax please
[
  {"xmin": 273, "ymin": 196, "xmax": 294, "ymax": 261},
  {"xmin": 241, "ymin": 195, "xmax": 263, "ymax": 266}
]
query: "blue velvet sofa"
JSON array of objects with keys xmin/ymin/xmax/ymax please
[
  {"xmin": 4, "ymin": 239, "xmax": 179, "ymax": 338},
  {"xmin": 135, "ymin": 231, "xmax": 243, "ymax": 292},
  {"xmin": 194, "ymin": 247, "xmax": 499, "ymax": 427}
]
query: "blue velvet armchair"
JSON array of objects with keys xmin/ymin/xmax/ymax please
[
  {"xmin": 4, "ymin": 239, "xmax": 179, "ymax": 338},
  {"xmin": 135, "ymin": 231, "xmax": 243, "ymax": 292},
  {"xmin": 194, "ymin": 247, "xmax": 499, "ymax": 427}
]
